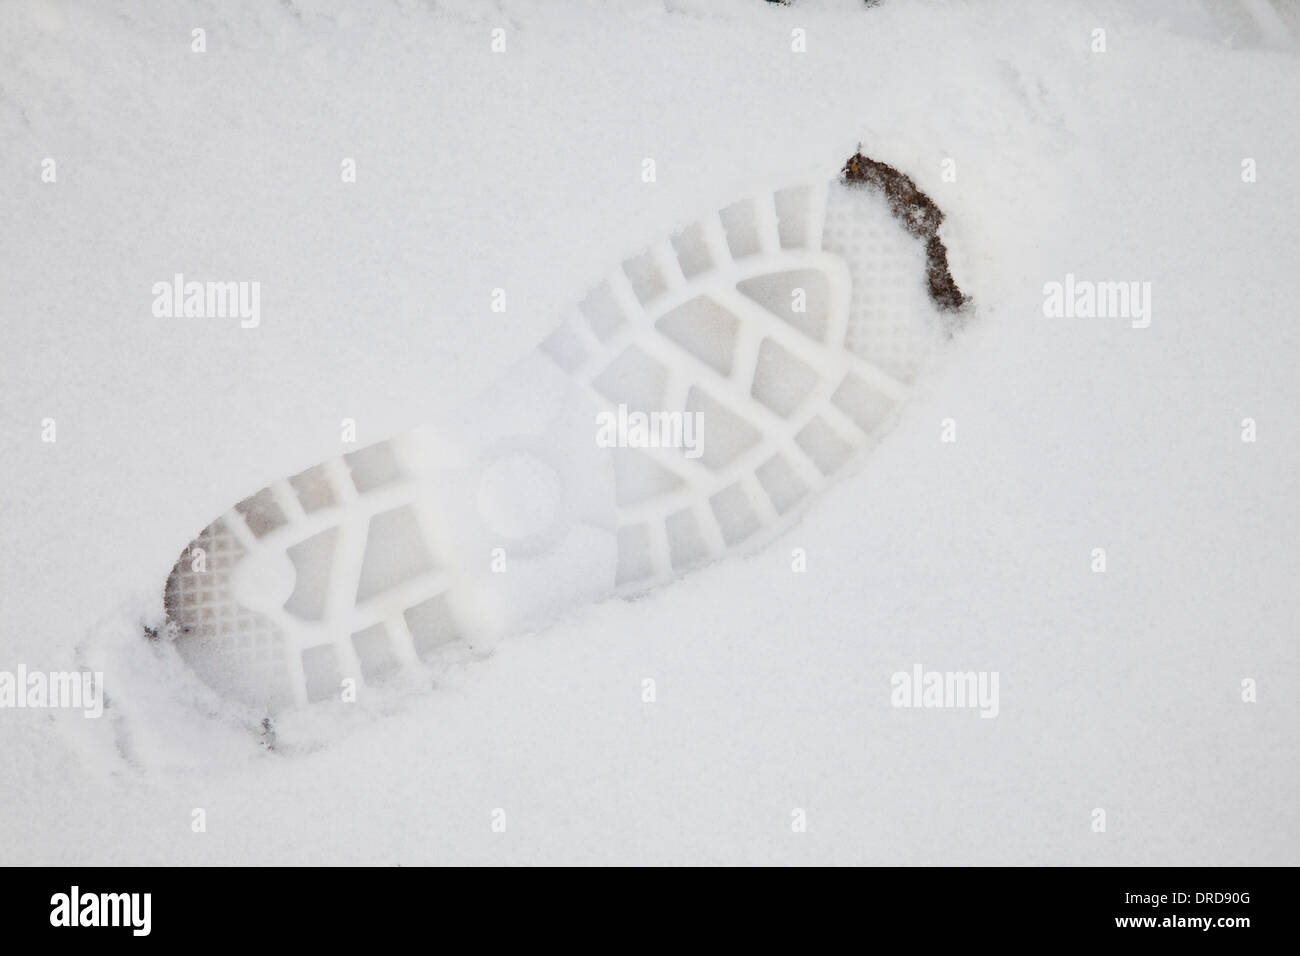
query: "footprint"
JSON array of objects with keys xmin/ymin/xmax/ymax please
[{"xmin": 161, "ymin": 154, "xmax": 970, "ymax": 710}]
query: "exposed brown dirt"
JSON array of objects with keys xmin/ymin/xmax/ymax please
[{"xmin": 842, "ymin": 149, "xmax": 968, "ymax": 316}]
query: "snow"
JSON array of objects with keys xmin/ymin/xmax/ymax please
[{"xmin": 2, "ymin": 0, "xmax": 1297, "ymax": 864}]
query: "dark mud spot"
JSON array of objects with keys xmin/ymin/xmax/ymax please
[{"xmin": 842, "ymin": 149, "xmax": 969, "ymax": 317}]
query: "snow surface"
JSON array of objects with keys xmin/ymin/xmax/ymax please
[{"xmin": 2, "ymin": 0, "xmax": 1298, "ymax": 865}]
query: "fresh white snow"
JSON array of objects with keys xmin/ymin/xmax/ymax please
[{"xmin": 1, "ymin": 0, "xmax": 1297, "ymax": 864}]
